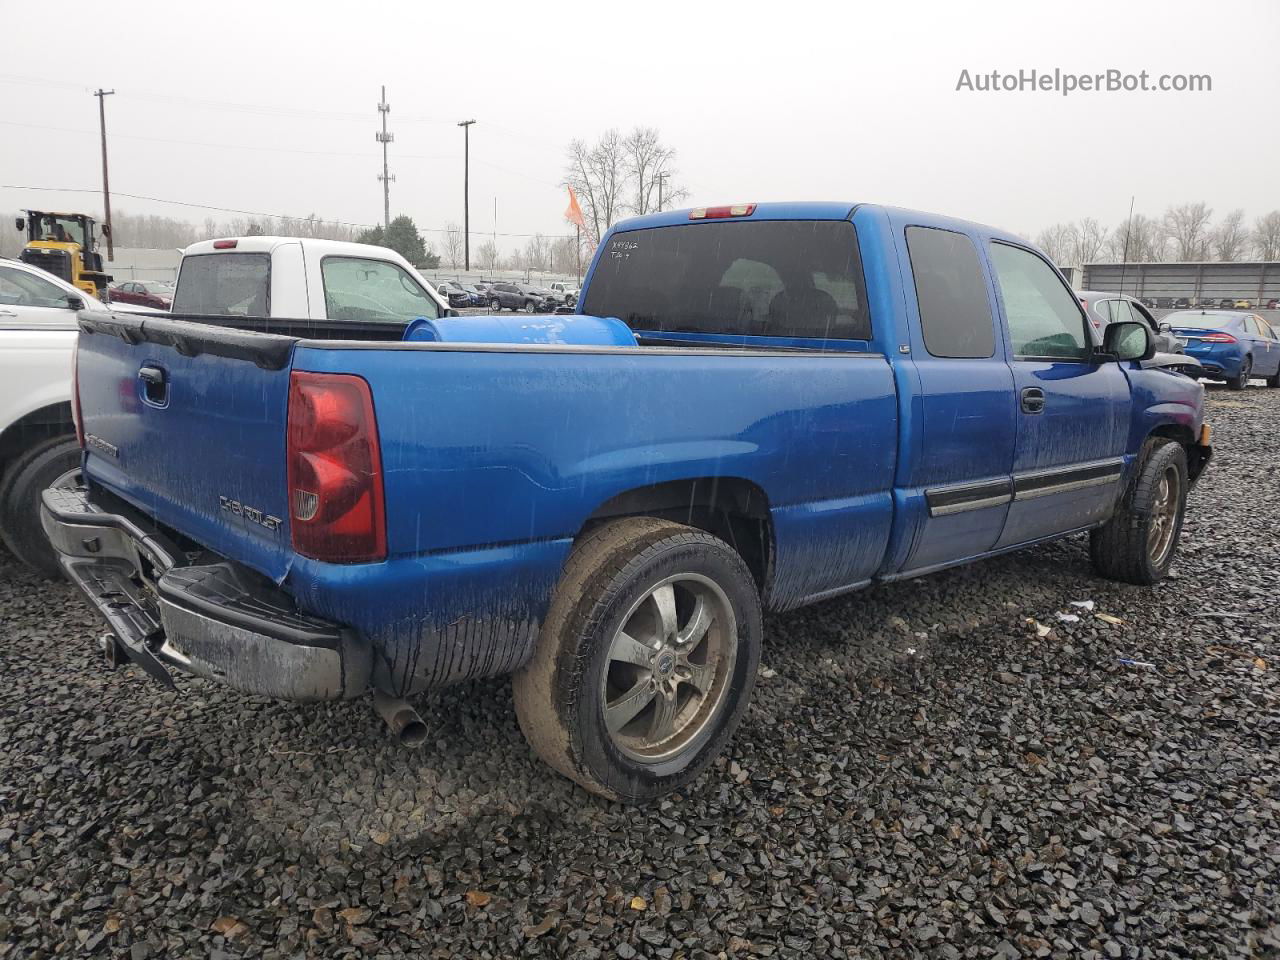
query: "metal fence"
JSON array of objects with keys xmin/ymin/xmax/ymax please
[{"xmin": 1082, "ymin": 261, "xmax": 1280, "ymax": 306}]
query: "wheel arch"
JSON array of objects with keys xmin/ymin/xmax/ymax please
[
  {"xmin": 0, "ymin": 402, "xmax": 76, "ymax": 474},
  {"xmin": 578, "ymin": 477, "xmax": 774, "ymax": 593}
]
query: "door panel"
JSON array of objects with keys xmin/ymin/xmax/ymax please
[
  {"xmin": 891, "ymin": 223, "xmax": 1016, "ymax": 574},
  {"xmin": 986, "ymin": 242, "xmax": 1132, "ymax": 548}
]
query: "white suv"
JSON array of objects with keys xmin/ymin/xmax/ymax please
[{"xmin": 0, "ymin": 259, "xmax": 114, "ymax": 574}]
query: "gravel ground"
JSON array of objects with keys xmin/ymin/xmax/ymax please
[{"xmin": 2, "ymin": 386, "xmax": 1278, "ymax": 960}]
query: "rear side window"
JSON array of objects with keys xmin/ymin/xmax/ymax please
[
  {"xmin": 321, "ymin": 257, "xmax": 439, "ymax": 323},
  {"xmin": 173, "ymin": 253, "xmax": 270, "ymax": 316},
  {"xmin": 905, "ymin": 227, "xmax": 995, "ymax": 358},
  {"xmin": 582, "ymin": 220, "xmax": 871, "ymax": 343}
]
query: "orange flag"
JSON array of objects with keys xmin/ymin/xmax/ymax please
[{"xmin": 564, "ymin": 186, "xmax": 586, "ymax": 230}]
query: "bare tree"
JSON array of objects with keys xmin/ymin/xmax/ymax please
[
  {"xmin": 1210, "ymin": 209, "xmax": 1248, "ymax": 262},
  {"xmin": 1107, "ymin": 213, "xmax": 1165, "ymax": 262},
  {"xmin": 1075, "ymin": 218, "xmax": 1108, "ymax": 264},
  {"xmin": 564, "ymin": 130, "xmax": 627, "ymax": 245},
  {"xmin": 1163, "ymin": 202, "xmax": 1214, "ymax": 260},
  {"xmin": 1253, "ymin": 211, "xmax": 1280, "ymax": 260},
  {"xmin": 476, "ymin": 239, "xmax": 501, "ymax": 272},
  {"xmin": 523, "ymin": 233, "xmax": 550, "ymax": 272},
  {"xmin": 442, "ymin": 222, "xmax": 464, "ymax": 269},
  {"xmin": 1035, "ymin": 222, "xmax": 1078, "ymax": 266},
  {"xmin": 623, "ymin": 127, "xmax": 688, "ymax": 216}
]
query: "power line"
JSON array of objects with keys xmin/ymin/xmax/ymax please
[
  {"xmin": 0, "ymin": 119, "xmax": 450, "ymax": 161},
  {"xmin": 0, "ymin": 184, "xmax": 575, "ymax": 238}
]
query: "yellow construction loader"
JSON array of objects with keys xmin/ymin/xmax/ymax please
[{"xmin": 14, "ymin": 210, "xmax": 112, "ymax": 299}]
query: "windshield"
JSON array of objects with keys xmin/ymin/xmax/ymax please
[
  {"xmin": 34, "ymin": 214, "xmax": 86, "ymax": 246},
  {"xmin": 1165, "ymin": 312, "xmax": 1240, "ymax": 329},
  {"xmin": 582, "ymin": 219, "xmax": 870, "ymax": 343},
  {"xmin": 172, "ymin": 253, "xmax": 271, "ymax": 316}
]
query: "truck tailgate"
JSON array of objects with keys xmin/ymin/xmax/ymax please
[{"xmin": 76, "ymin": 313, "xmax": 296, "ymax": 582}]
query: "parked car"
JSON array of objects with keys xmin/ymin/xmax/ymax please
[
  {"xmin": 550, "ymin": 281, "xmax": 579, "ymax": 306},
  {"xmin": 0, "ymin": 258, "xmax": 113, "ymax": 575},
  {"xmin": 1233, "ymin": 298, "xmax": 1253, "ymax": 309},
  {"xmin": 1163, "ymin": 310, "xmax": 1280, "ymax": 389},
  {"xmin": 109, "ymin": 279, "xmax": 173, "ymax": 310},
  {"xmin": 1077, "ymin": 290, "xmax": 1200, "ymax": 375},
  {"xmin": 436, "ymin": 281, "xmax": 472, "ymax": 309},
  {"xmin": 47, "ymin": 201, "xmax": 1212, "ymax": 802},
  {"xmin": 1218, "ymin": 298, "xmax": 1235, "ymax": 309},
  {"xmin": 486, "ymin": 281, "xmax": 552, "ymax": 312},
  {"xmin": 460, "ymin": 283, "xmax": 486, "ymax": 307},
  {"xmin": 1266, "ymin": 298, "xmax": 1279, "ymax": 309},
  {"xmin": 1173, "ymin": 297, "xmax": 1191, "ymax": 309},
  {"xmin": 1155, "ymin": 297, "xmax": 1175, "ymax": 308}
]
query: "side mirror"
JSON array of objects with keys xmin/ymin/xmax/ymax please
[
  {"xmin": 65, "ymin": 294, "xmax": 85, "ymax": 311},
  {"xmin": 1103, "ymin": 320, "xmax": 1153, "ymax": 362},
  {"xmin": 1158, "ymin": 321, "xmax": 1172, "ymax": 333},
  {"xmin": 15, "ymin": 217, "xmax": 25, "ymax": 232}
]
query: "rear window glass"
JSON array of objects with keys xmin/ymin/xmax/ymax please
[
  {"xmin": 905, "ymin": 226, "xmax": 995, "ymax": 359},
  {"xmin": 321, "ymin": 257, "xmax": 439, "ymax": 323},
  {"xmin": 172, "ymin": 253, "xmax": 270, "ymax": 316},
  {"xmin": 1164, "ymin": 312, "xmax": 1238, "ymax": 329},
  {"xmin": 582, "ymin": 220, "xmax": 871, "ymax": 343}
]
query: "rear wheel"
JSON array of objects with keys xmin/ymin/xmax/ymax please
[
  {"xmin": 489, "ymin": 298, "xmax": 502, "ymax": 312},
  {"xmin": 513, "ymin": 517, "xmax": 762, "ymax": 802},
  {"xmin": 0, "ymin": 435, "xmax": 80, "ymax": 577},
  {"xmin": 1089, "ymin": 439, "xmax": 1188, "ymax": 585},
  {"xmin": 1228, "ymin": 356, "xmax": 1252, "ymax": 390}
]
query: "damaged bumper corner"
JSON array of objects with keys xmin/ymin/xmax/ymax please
[
  {"xmin": 40, "ymin": 472, "xmax": 371, "ymax": 701},
  {"xmin": 1188, "ymin": 424, "xmax": 1213, "ymax": 484}
]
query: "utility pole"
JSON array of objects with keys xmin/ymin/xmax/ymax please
[
  {"xmin": 457, "ymin": 119, "xmax": 476, "ymax": 271},
  {"xmin": 94, "ymin": 89, "xmax": 115, "ymax": 260},
  {"xmin": 656, "ymin": 171, "xmax": 669, "ymax": 213},
  {"xmin": 376, "ymin": 86, "xmax": 394, "ymax": 230}
]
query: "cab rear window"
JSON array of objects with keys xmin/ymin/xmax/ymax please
[
  {"xmin": 582, "ymin": 220, "xmax": 871, "ymax": 344},
  {"xmin": 172, "ymin": 253, "xmax": 270, "ymax": 317}
]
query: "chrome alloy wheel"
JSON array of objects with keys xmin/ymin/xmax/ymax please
[
  {"xmin": 1147, "ymin": 465, "xmax": 1181, "ymax": 567},
  {"xmin": 600, "ymin": 574, "xmax": 737, "ymax": 763}
]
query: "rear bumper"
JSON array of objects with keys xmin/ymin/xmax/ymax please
[{"xmin": 40, "ymin": 473, "xmax": 371, "ymax": 701}]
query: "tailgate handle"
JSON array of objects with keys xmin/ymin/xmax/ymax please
[{"xmin": 138, "ymin": 364, "xmax": 169, "ymax": 407}]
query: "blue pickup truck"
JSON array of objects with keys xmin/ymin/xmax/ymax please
[{"xmin": 44, "ymin": 202, "xmax": 1211, "ymax": 801}]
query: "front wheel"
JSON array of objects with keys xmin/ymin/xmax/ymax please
[
  {"xmin": 524, "ymin": 300, "xmax": 537, "ymax": 314},
  {"xmin": 1228, "ymin": 357, "xmax": 1252, "ymax": 390},
  {"xmin": 513, "ymin": 517, "xmax": 762, "ymax": 802},
  {"xmin": 1089, "ymin": 439, "xmax": 1188, "ymax": 585}
]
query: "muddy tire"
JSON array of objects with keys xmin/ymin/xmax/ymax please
[
  {"xmin": 0, "ymin": 435, "xmax": 80, "ymax": 577},
  {"xmin": 1089, "ymin": 438, "xmax": 1188, "ymax": 586},
  {"xmin": 513, "ymin": 517, "xmax": 762, "ymax": 802}
]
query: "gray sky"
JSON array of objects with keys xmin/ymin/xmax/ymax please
[{"xmin": 3, "ymin": 0, "xmax": 1277, "ymax": 253}]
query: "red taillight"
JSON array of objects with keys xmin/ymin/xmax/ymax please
[
  {"xmin": 212, "ymin": 239, "xmax": 238, "ymax": 249},
  {"xmin": 689, "ymin": 204, "xmax": 756, "ymax": 220},
  {"xmin": 286, "ymin": 372, "xmax": 385, "ymax": 563},
  {"xmin": 71, "ymin": 339, "xmax": 84, "ymax": 448},
  {"xmin": 1200, "ymin": 332, "xmax": 1237, "ymax": 343}
]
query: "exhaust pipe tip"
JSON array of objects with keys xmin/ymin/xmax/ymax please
[{"xmin": 372, "ymin": 691, "xmax": 430, "ymax": 748}]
